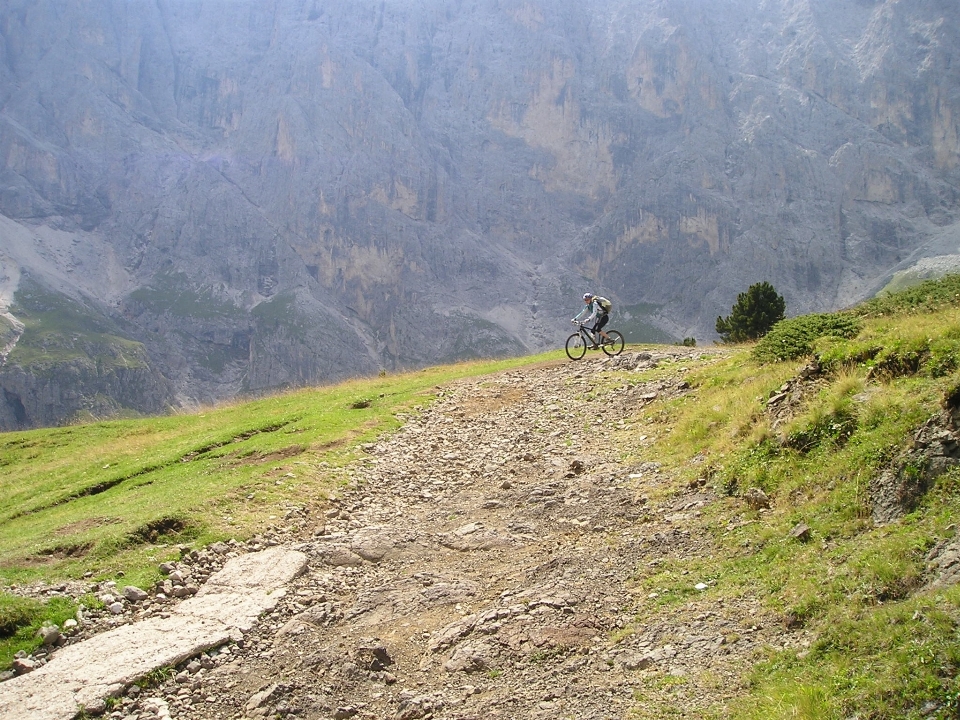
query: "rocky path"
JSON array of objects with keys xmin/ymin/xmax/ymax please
[
  {"xmin": 0, "ymin": 548, "xmax": 307, "ymax": 720},
  {"xmin": 5, "ymin": 349, "xmax": 805, "ymax": 719}
]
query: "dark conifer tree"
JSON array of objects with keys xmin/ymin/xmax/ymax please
[{"xmin": 716, "ymin": 281, "xmax": 786, "ymax": 343}]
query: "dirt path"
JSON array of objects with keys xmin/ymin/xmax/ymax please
[{"xmin": 10, "ymin": 348, "xmax": 804, "ymax": 719}]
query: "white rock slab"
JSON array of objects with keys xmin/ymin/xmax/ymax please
[{"xmin": 0, "ymin": 547, "xmax": 307, "ymax": 720}]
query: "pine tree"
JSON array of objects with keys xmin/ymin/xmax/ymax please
[{"xmin": 716, "ymin": 281, "xmax": 786, "ymax": 343}]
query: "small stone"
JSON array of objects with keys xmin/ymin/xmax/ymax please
[
  {"xmin": 123, "ymin": 586, "xmax": 149, "ymax": 602},
  {"xmin": 244, "ymin": 684, "xmax": 278, "ymax": 712},
  {"xmin": 354, "ymin": 640, "xmax": 393, "ymax": 671},
  {"xmin": 81, "ymin": 697, "xmax": 108, "ymax": 715},
  {"xmin": 443, "ymin": 644, "xmax": 490, "ymax": 673},
  {"xmin": 743, "ymin": 488, "xmax": 771, "ymax": 510},
  {"xmin": 12, "ymin": 657, "xmax": 38, "ymax": 675},
  {"xmin": 38, "ymin": 624, "xmax": 61, "ymax": 646},
  {"xmin": 623, "ymin": 653, "xmax": 653, "ymax": 670},
  {"xmin": 108, "ymin": 602, "xmax": 125, "ymax": 615}
]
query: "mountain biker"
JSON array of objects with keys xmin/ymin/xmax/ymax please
[{"xmin": 572, "ymin": 292, "xmax": 612, "ymax": 348}]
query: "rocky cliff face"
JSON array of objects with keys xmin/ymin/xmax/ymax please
[{"xmin": 0, "ymin": 0, "xmax": 958, "ymax": 429}]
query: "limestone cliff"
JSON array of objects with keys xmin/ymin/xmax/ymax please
[{"xmin": 0, "ymin": 0, "xmax": 957, "ymax": 428}]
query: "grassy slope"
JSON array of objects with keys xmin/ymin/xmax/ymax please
[
  {"xmin": 0, "ymin": 354, "xmax": 557, "ymax": 589},
  {"xmin": 614, "ymin": 276, "xmax": 960, "ymax": 719},
  {"xmin": 7, "ymin": 277, "xmax": 148, "ymax": 371},
  {"xmin": 4, "ymin": 277, "xmax": 960, "ymax": 717}
]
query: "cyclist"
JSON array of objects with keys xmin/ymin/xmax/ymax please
[{"xmin": 572, "ymin": 292, "xmax": 612, "ymax": 348}]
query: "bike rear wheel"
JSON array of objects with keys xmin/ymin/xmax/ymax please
[
  {"xmin": 601, "ymin": 330, "xmax": 625, "ymax": 356},
  {"xmin": 565, "ymin": 332, "xmax": 587, "ymax": 360}
]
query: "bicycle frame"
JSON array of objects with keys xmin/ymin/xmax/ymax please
[
  {"xmin": 574, "ymin": 322, "xmax": 601, "ymax": 344},
  {"xmin": 566, "ymin": 321, "xmax": 624, "ymax": 360}
]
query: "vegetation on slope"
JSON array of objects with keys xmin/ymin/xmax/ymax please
[
  {"xmin": 615, "ymin": 275, "xmax": 960, "ymax": 719},
  {"xmin": 7, "ymin": 278, "xmax": 149, "ymax": 373}
]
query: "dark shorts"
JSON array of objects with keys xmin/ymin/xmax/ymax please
[{"xmin": 593, "ymin": 313, "xmax": 609, "ymax": 332}]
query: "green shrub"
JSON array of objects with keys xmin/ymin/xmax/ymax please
[
  {"xmin": 858, "ymin": 274, "xmax": 960, "ymax": 317},
  {"xmin": 753, "ymin": 313, "xmax": 862, "ymax": 363}
]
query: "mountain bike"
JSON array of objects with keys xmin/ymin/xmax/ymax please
[{"xmin": 565, "ymin": 321, "xmax": 625, "ymax": 360}]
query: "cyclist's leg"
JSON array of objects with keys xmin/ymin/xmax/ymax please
[
  {"xmin": 595, "ymin": 313, "xmax": 610, "ymax": 342},
  {"xmin": 586, "ymin": 324, "xmax": 599, "ymax": 348}
]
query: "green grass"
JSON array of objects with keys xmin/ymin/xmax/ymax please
[
  {"xmin": 0, "ymin": 351, "xmax": 562, "ymax": 588},
  {"xmin": 860, "ymin": 274, "xmax": 960, "ymax": 317},
  {"xmin": 0, "ymin": 593, "xmax": 80, "ymax": 666},
  {"xmin": 127, "ymin": 272, "xmax": 245, "ymax": 322},
  {"xmin": 612, "ymin": 275, "xmax": 960, "ymax": 719}
]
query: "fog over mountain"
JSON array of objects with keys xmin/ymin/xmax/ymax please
[{"xmin": 0, "ymin": 0, "xmax": 958, "ymax": 429}]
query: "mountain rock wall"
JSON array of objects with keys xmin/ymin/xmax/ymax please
[{"xmin": 0, "ymin": 0, "xmax": 958, "ymax": 428}]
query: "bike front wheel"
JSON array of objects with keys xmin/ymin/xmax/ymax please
[
  {"xmin": 565, "ymin": 332, "xmax": 587, "ymax": 360},
  {"xmin": 601, "ymin": 330, "xmax": 625, "ymax": 356}
]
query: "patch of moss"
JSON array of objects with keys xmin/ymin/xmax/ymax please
[
  {"xmin": 127, "ymin": 272, "xmax": 243, "ymax": 322},
  {"xmin": 7, "ymin": 279, "xmax": 149, "ymax": 373}
]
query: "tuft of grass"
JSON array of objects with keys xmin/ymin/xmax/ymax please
[
  {"xmin": 0, "ymin": 591, "xmax": 78, "ymax": 668},
  {"xmin": 0, "ymin": 593, "xmax": 43, "ymax": 636}
]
